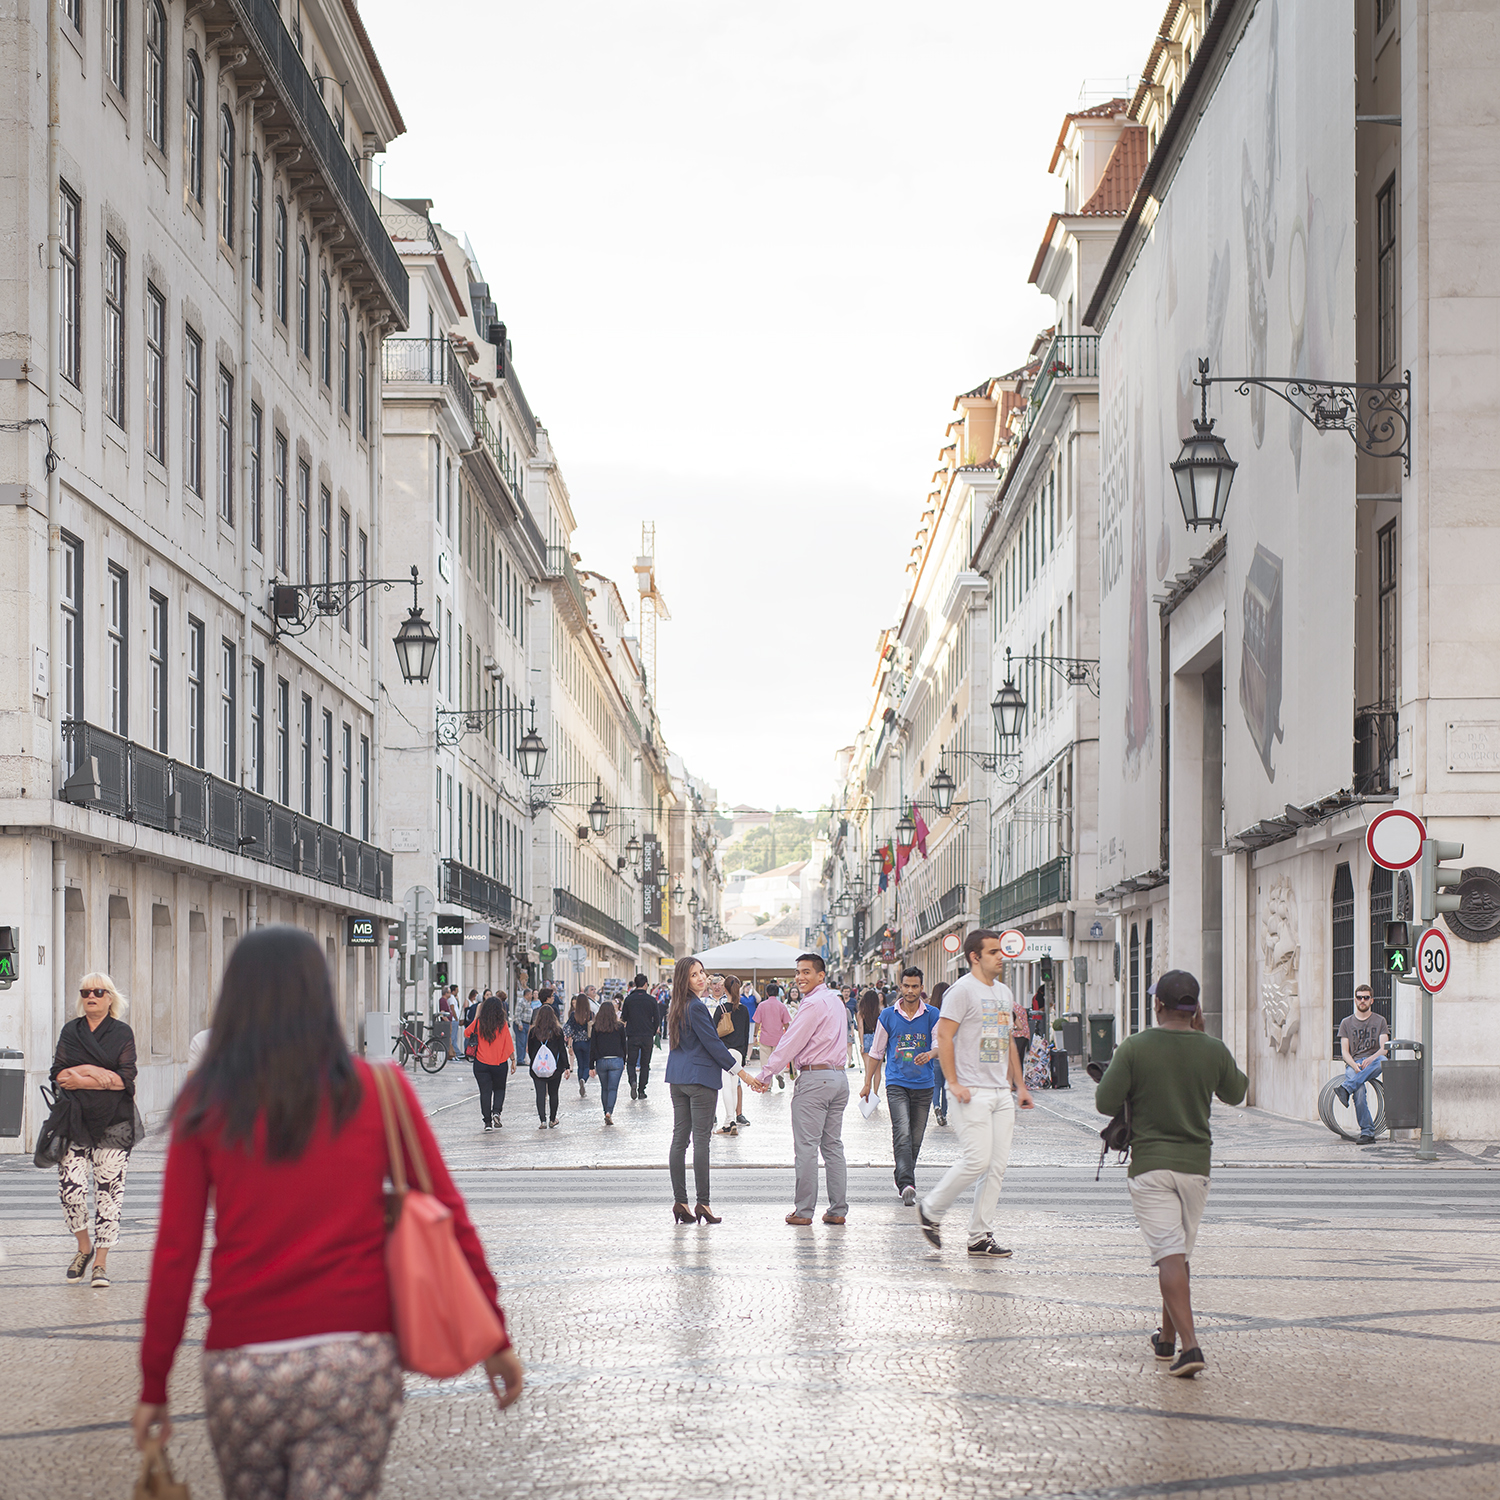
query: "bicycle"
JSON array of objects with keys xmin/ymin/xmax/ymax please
[{"xmin": 394, "ymin": 1014, "xmax": 448, "ymax": 1074}]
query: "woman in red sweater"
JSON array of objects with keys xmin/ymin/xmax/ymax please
[{"xmin": 132, "ymin": 925, "xmax": 523, "ymax": 1494}]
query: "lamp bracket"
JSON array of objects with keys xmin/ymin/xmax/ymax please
[
  {"xmin": 941, "ymin": 747, "xmax": 1021, "ymax": 785},
  {"xmin": 270, "ymin": 570, "xmax": 421, "ymax": 638},
  {"xmin": 1007, "ymin": 651, "xmax": 1102, "ymax": 698},
  {"xmin": 1198, "ymin": 359, "xmax": 1411, "ymax": 475},
  {"xmin": 436, "ymin": 701, "xmax": 535, "ymax": 747}
]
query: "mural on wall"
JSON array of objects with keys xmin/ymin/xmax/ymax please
[{"xmin": 1259, "ymin": 872, "xmax": 1301, "ymax": 1054}]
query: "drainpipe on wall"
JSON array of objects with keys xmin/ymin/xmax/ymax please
[
  {"xmin": 239, "ymin": 94, "xmax": 256, "ymax": 905},
  {"xmin": 47, "ymin": 0, "xmax": 66, "ymax": 1047},
  {"xmin": 369, "ymin": 318, "xmax": 386, "ymax": 1026}
]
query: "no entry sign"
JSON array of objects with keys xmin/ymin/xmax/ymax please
[
  {"xmin": 998, "ymin": 930, "xmax": 1027, "ymax": 960},
  {"xmin": 1416, "ymin": 926, "xmax": 1451, "ymax": 993},
  {"xmin": 1367, "ymin": 808, "xmax": 1426, "ymax": 871}
]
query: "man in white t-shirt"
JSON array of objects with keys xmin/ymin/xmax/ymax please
[{"xmin": 917, "ymin": 929, "xmax": 1033, "ymax": 1257}]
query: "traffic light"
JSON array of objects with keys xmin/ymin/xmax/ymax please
[
  {"xmin": 416, "ymin": 926, "xmax": 434, "ymax": 964},
  {"xmin": 1420, "ymin": 839, "xmax": 1465, "ymax": 924},
  {"xmin": 1384, "ymin": 920, "xmax": 1413, "ymax": 977},
  {"xmin": 0, "ymin": 926, "xmax": 15, "ymax": 989},
  {"xmin": 389, "ymin": 919, "xmax": 407, "ymax": 956},
  {"xmin": 432, "ymin": 961, "xmax": 450, "ymax": 988}
]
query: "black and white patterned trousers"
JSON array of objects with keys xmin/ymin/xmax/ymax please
[{"xmin": 57, "ymin": 1123, "xmax": 133, "ymax": 1249}]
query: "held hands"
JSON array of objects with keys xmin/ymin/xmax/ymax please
[{"xmin": 484, "ymin": 1346, "xmax": 525, "ymax": 1409}]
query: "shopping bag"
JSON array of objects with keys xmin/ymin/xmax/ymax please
[
  {"xmin": 531, "ymin": 1044, "xmax": 557, "ymax": 1078},
  {"xmin": 131, "ymin": 1439, "xmax": 190, "ymax": 1499}
]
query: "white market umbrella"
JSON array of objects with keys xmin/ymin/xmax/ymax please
[{"xmin": 692, "ymin": 934, "xmax": 803, "ymax": 984}]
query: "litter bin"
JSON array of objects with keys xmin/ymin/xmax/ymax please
[
  {"xmin": 1382, "ymin": 1038, "xmax": 1422, "ymax": 1131},
  {"xmin": 1061, "ymin": 1013, "xmax": 1084, "ymax": 1056},
  {"xmin": 363, "ymin": 1010, "xmax": 395, "ymax": 1062},
  {"xmin": 1088, "ymin": 1013, "xmax": 1116, "ymax": 1067},
  {"xmin": 0, "ymin": 1049, "xmax": 23, "ymax": 1137}
]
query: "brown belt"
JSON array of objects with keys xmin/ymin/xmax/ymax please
[{"xmin": 797, "ymin": 1063, "xmax": 841, "ymax": 1071}]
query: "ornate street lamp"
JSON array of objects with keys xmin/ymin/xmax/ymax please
[
  {"xmin": 688, "ymin": 890, "xmax": 701, "ymax": 915},
  {"xmin": 656, "ymin": 866, "xmax": 670, "ymax": 891},
  {"xmin": 896, "ymin": 810, "xmax": 916, "ymax": 850},
  {"xmin": 1171, "ymin": 361, "xmax": 1237, "ymax": 530},
  {"xmin": 516, "ymin": 714, "xmax": 548, "ymax": 780},
  {"xmin": 391, "ymin": 569, "xmax": 439, "ymax": 685},
  {"xmin": 932, "ymin": 764, "xmax": 956, "ymax": 816},
  {"xmin": 587, "ymin": 782, "xmax": 609, "ymax": 836},
  {"xmin": 672, "ymin": 880, "xmax": 685, "ymax": 910},
  {"xmin": 992, "ymin": 674, "xmax": 1027, "ymax": 743},
  {"xmin": 625, "ymin": 832, "xmax": 642, "ymax": 869}
]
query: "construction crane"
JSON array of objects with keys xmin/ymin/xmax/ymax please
[{"xmin": 634, "ymin": 522, "xmax": 670, "ymax": 704}]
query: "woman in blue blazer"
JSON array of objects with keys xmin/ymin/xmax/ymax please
[{"xmin": 665, "ymin": 954, "xmax": 757, "ymax": 1223}]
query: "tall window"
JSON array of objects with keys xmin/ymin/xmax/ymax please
[
  {"xmin": 340, "ymin": 722, "xmax": 352, "ymax": 832},
  {"xmin": 273, "ymin": 431, "xmax": 288, "ymax": 572},
  {"xmin": 108, "ymin": 564, "xmax": 128, "ymax": 735},
  {"xmin": 359, "ymin": 734, "xmax": 370, "ymax": 840},
  {"xmin": 184, "ymin": 327, "xmax": 202, "ymax": 495},
  {"xmin": 64, "ymin": 0, "xmax": 79, "ymax": 30},
  {"xmin": 297, "ymin": 459, "xmax": 310, "ymax": 580},
  {"xmin": 249, "ymin": 403, "xmax": 263, "ymax": 551},
  {"xmin": 104, "ymin": 239, "xmax": 125, "ymax": 428},
  {"xmin": 1331, "ymin": 863, "xmax": 1355, "ymax": 1054},
  {"xmin": 338, "ymin": 305, "xmax": 350, "ymax": 413},
  {"xmin": 356, "ymin": 332, "xmax": 367, "ymax": 437},
  {"xmin": 61, "ymin": 534, "xmax": 83, "ymax": 724},
  {"xmin": 319, "ymin": 272, "xmax": 331, "ymax": 386},
  {"xmin": 1369, "ymin": 865, "xmax": 1395, "ymax": 1036},
  {"xmin": 250, "ymin": 659, "xmax": 264, "ymax": 792},
  {"xmin": 1128, "ymin": 922, "xmax": 1140, "ymax": 1034},
  {"xmin": 187, "ymin": 616, "xmax": 205, "ymax": 768},
  {"xmin": 297, "ymin": 237, "xmax": 310, "ymax": 356},
  {"xmin": 1378, "ymin": 518, "xmax": 1398, "ymax": 708},
  {"xmin": 149, "ymin": 592, "xmax": 168, "ymax": 751},
  {"xmin": 218, "ymin": 107, "xmax": 235, "ymax": 244},
  {"xmin": 319, "ymin": 484, "xmax": 331, "ymax": 587},
  {"xmin": 357, "ymin": 528, "xmax": 368, "ymax": 646},
  {"xmin": 274, "ymin": 198, "xmax": 287, "ymax": 323},
  {"xmin": 220, "ymin": 638, "xmax": 236, "ymax": 780},
  {"xmin": 321, "ymin": 708, "xmax": 334, "ymax": 824},
  {"xmin": 250, "ymin": 156, "xmax": 263, "ymax": 287},
  {"xmin": 60, "ymin": 183, "xmax": 80, "ymax": 387},
  {"xmin": 186, "ymin": 53, "xmax": 204, "ymax": 203},
  {"xmin": 299, "ymin": 693, "xmax": 313, "ymax": 814},
  {"xmin": 338, "ymin": 509, "xmax": 350, "ymax": 630},
  {"xmin": 145, "ymin": 1, "xmax": 166, "ymax": 150},
  {"xmin": 145, "ymin": 284, "xmax": 165, "ymax": 460},
  {"xmin": 217, "ymin": 366, "xmax": 234, "ymax": 522},
  {"xmin": 1377, "ymin": 174, "xmax": 1397, "ymax": 377},
  {"xmin": 276, "ymin": 677, "xmax": 290, "ymax": 805},
  {"xmin": 106, "ymin": 0, "xmax": 125, "ymax": 93}
]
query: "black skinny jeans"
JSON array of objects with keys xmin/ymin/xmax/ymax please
[
  {"xmin": 473, "ymin": 1061, "xmax": 508, "ymax": 1122},
  {"xmin": 669, "ymin": 1082, "xmax": 718, "ymax": 1205},
  {"xmin": 626, "ymin": 1034, "xmax": 655, "ymax": 1092},
  {"xmin": 533, "ymin": 1070, "xmax": 563, "ymax": 1122}
]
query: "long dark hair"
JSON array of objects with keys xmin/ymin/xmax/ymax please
[
  {"xmin": 175, "ymin": 925, "xmax": 360, "ymax": 1162},
  {"xmin": 530, "ymin": 1004, "xmax": 561, "ymax": 1042},
  {"xmin": 571, "ymin": 994, "xmax": 593, "ymax": 1025},
  {"xmin": 478, "ymin": 994, "xmax": 506, "ymax": 1043},
  {"xmin": 725, "ymin": 975, "xmax": 742, "ymax": 1007},
  {"xmin": 593, "ymin": 1000, "xmax": 621, "ymax": 1032},
  {"xmin": 667, "ymin": 956, "xmax": 704, "ymax": 1049},
  {"xmin": 930, "ymin": 981, "xmax": 949, "ymax": 1008},
  {"xmin": 858, "ymin": 990, "xmax": 881, "ymax": 1032}
]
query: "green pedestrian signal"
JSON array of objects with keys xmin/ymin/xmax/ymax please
[
  {"xmin": 1384, "ymin": 920, "xmax": 1412, "ymax": 979},
  {"xmin": 432, "ymin": 961, "xmax": 449, "ymax": 988},
  {"xmin": 1387, "ymin": 948, "xmax": 1408, "ymax": 974},
  {"xmin": 0, "ymin": 926, "xmax": 14, "ymax": 989}
]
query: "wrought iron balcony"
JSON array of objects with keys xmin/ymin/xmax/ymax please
[
  {"xmin": 545, "ymin": 545, "xmax": 590, "ymax": 622},
  {"xmin": 642, "ymin": 926, "xmax": 674, "ymax": 958},
  {"xmin": 979, "ymin": 855, "xmax": 1070, "ymax": 927},
  {"xmin": 1021, "ymin": 334, "xmax": 1100, "ymax": 440},
  {"xmin": 382, "ymin": 337, "xmax": 475, "ymax": 430},
  {"xmin": 1354, "ymin": 703, "xmax": 1399, "ymax": 796},
  {"xmin": 554, "ymin": 887, "xmax": 639, "ymax": 955},
  {"xmin": 441, "ymin": 857, "xmax": 513, "ymax": 926},
  {"xmin": 60, "ymin": 720, "xmax": 391, "ymax": 900},
  {"xmin": 910, "ymin": 884, "xmax": 968, "ymax": 943}
]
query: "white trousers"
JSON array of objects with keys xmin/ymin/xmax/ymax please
[
  {"xmin": 921, "ymin": 1087, "xmax": 1016, "ymax": 1241},
  {"xmin": 720, "ymin": 1049, "xmax": 744, "ymax": 1126}
]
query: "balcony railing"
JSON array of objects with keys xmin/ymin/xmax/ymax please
[
  {"xmin": 642, "ymin": 926, "xmax": 674, "ymax": 958},
  {"xmin": 1021, "ymin": 333, "xmax": 1100, "ymax": 440},
  {"xmin": 979, "ymin": 855, "xmax": 1070, "ymax": 927},
  {"xmin": 441, "ymin": 857, "xmax": 513, "ymax": 926},
  {"xmin": 545, "ymin": 545, "xmax": 590, "ymax": 621},
  {"xmin": 382, "ymin": 337, "xmax": 475, "ymax": 430},
  {"xmin": 910, "ymin": 884, "xmax": 967, "ymax": 943},
  {"xmin": 1354, "ymin": 703, "xmax": 1399, "ymax": 796},
  {"xmin": 60, "ymin": 720, "xmax": 392, "ymax": 901},
  {"xmin": 227, "ymin": 0, "xmax": 408, "ymax": 324},
  {"xmin": 554, "ymin": 887, "xmax": 639, "ymax": 954}
]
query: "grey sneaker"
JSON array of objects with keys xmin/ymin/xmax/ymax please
[
  {"xmin": 90, "ymin": 1264, "xmax": 110, "ymax": 1288},
  {"xmin": 901, "ymin": 1186, "xmax": 917, "ymax": 1207},
  {"xmin": 66, "ymin": 1248, "xmax": 94, "ymax": 1283},
  {"xmin": 917, "ymin": 1202, "xmax": 941, "ymax": 1249},
  {"xmin": 967, "ymin": 1236, "xmax": 1013, "ymax": 1258}
]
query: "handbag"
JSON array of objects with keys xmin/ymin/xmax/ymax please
[
  {"xmin": 1095, "ymin": 1097, "xmax": 1132, "ymax": 1181},
  {"xmin": 715, "ymin": 1010, "xmax": 734, "ymax": 1038},
  {"xmin": 370, "ymin": 1065, "xmax": 508, "ymax": 1390},
  {"xmin": 131, "ymin": 1439, "xmax": 190, "ymax": 1499},
  {"xmin": 33, "ymin": 1086, "xmax": 70, "ymax": 1169},
  {"xmin": 531, "ymin": 1043, "xmax": 557, "ymax": 1078}
]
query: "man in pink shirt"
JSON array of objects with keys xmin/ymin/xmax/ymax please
[
  {"xmin": 755, "ymin": 954, "xmax": 850, "ymax": 1226},
  {"xmin": 752, "ymin": 982, "xmax": 793, "ymax": 1090}
]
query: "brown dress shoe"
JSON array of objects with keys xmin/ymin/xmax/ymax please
[
  {"xmin": 822, "ymin": 1212, "xmax": 846, "ymax": 1225},
  {"xmin": 785, "ymin": 1212, "xmax": 812, "ymax": 1225}
]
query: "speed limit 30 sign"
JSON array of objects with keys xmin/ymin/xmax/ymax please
[{"xmin": 1416, "ymin": 926, "xmax": 1451, "ymax": 993}]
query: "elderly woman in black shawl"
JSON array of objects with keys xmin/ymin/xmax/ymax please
[{"xmin": 50, "ymin": 971, "xmax": 140, "ymax": 1288}]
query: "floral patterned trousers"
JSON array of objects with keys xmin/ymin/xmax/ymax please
[
  {"xmin": 57, "ymin": 1130, "xmax": 131, "ymax": 1250},
  {"xmin": 202, "ymin": 1333, "xmax": 404, "ymax": 1500}
]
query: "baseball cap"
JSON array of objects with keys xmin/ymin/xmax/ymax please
[{"xmin": 1149, "ymin": 969, "xmax": 1200, "ymax": 1010}]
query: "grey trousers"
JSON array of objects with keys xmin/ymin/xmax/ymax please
[{"xmin": 790, "ymin": 1070, "xmax": 849, "ymax": 1216}]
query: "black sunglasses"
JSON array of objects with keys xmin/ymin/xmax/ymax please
[{"xmin": 79, "ymin": 988, "xmax": 109, "ymax": 999}]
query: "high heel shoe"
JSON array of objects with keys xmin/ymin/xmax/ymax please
[
  {"xmin": 695, "ymin": 1204, "xmax": 722, "ymax": 1224},
  {"xmin": 672, "ymin": 1203, "xmax": 694, "ymax": 1224}
]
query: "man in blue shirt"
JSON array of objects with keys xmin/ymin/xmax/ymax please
[{"xmin": 860, "ymin": 966, "xmax": 940, "ymax": 1206}]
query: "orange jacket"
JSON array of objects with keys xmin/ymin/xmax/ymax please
[{"xmin": 464, "ymin": 1017, "xmax": 515, "ymax": 1067}]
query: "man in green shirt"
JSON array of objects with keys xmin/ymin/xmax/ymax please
[{"xmin": 1094, "ymin": 969, "xmax": 1247, "ymax": 1378}]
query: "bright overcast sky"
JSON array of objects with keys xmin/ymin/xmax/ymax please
[{"xmin": 362, "ymin": 0, "xmax": 1162, "ymax": 813}]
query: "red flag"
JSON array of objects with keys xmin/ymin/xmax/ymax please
[{"xmin": 913, "ymin": 805, "xmax": 930, "ymax": 858}]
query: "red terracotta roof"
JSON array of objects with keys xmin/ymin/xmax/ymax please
[
  {"xmin": 1048, "ymin": 97, "xmax": 1130, "ymax": 171},
  {"xmin": 1079, "ymin": 125, "xmax": 1148, "ymax": 215}
]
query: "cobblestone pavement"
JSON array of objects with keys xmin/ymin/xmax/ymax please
[{"xmin": 4, "ymin": 1062, "xmax": 1500, "ymax": 1499}]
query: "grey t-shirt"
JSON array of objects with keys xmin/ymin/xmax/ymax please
[
  {"xmin": 1338, "ymin": 1009, "xmax": 1388, "ymax": 1064},
  {"xmin": 939, "ymin": 974, "xmax": 1015, "ymax": 1090}
]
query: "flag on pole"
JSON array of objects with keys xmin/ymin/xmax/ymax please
[{"xmin": 913, "ymin": 804, "xmax": 930, "ymax": 858}]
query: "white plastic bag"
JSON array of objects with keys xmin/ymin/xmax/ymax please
[{"xmin": 532, "ymin": 1044, "xmax": 557, "ymax": 1078}]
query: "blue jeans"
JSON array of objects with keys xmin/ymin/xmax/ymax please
[
  {"xmin": 934, "ymin": 1070, "xmax": 948, "ymax": 1118},
  {"xmin": 596, "ymin": 1056, "xmax": 624, "ymax": 1113},
  {"xmin": 572, "ymin": 1038, "xmax": 591, "ymax": 1081},
  {"xmin": 887, "ymin": 1084, "xmax": 933, "ymax": 1192},
  {"xmin": 1344, "ymin": 1057, "xmax": 1383, "ymax": 1134}
]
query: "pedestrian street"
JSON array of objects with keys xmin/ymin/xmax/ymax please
[{"xmin": 4, "ymin": 1067, "xmax": 1500, "ymax": 1500}]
